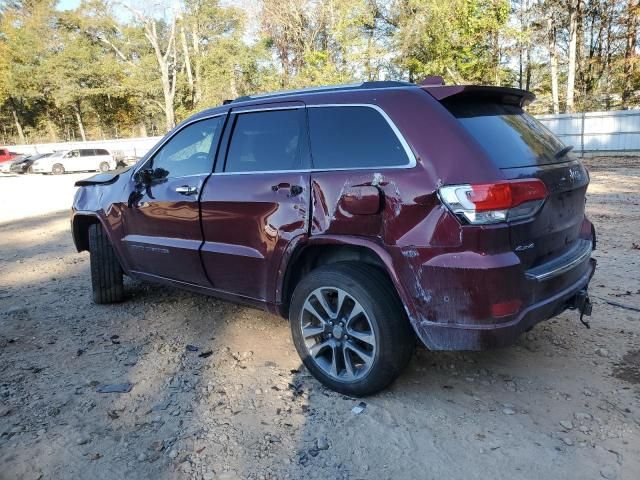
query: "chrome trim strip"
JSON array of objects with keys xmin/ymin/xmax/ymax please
[
  {"xmin": 133, "ymin": 113, "xmax": 226, "ymax": 176},
  {"xmin": 135, "ymin": 103, "xmax": 418, "ymax": 178},
  {"xmin": 526, "ymin": 241, "xmax": 592, "ymax": 281},
  {"xmin": 305, "ymin": 104, "xmax": 417, "ymax": 170}
]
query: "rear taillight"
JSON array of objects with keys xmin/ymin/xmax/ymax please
[{"xmin": 438, "ymin": 179, "xmax": 547, "ymax": 224}]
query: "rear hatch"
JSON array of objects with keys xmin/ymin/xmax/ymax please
[{"xmin": 432, "ymin": 87, "xmax": 589, "ymax": 271}]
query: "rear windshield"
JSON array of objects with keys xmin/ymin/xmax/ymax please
[{"xmin": 443, "ymin": 100, "xmax": 568, "ymax": 168}]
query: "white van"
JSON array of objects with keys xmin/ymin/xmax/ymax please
[{"xmin": 31, "ymin": 148, "xmax": 116, "ymax": 175}]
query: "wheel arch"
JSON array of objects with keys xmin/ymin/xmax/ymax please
[
  {"xmin": 71, "ymin": 212, "xmax": 102, "ymax": 252},
  {"xmin": 278, "ymin": 236, "xmax": 413, "ymax": 319}
]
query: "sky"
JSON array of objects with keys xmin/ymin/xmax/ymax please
[{"xmin": 57, "ymin": 0, "xmax": 81, "ymax": 10}]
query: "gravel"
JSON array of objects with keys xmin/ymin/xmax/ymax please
[{"xmin": 1, "ymin": 158, "xmax": 639, "ymax": 479}]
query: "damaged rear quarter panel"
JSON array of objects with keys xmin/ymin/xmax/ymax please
[{"xmin": 305, "ymin": 89, "xmax": 514, "ymax": 349}]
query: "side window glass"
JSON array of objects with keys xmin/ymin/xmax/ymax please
[
  {"xmin": 151, "ymin": 117, "xmax": 223, "ymax": 178},
  {"xmin": 308, "ymin": 106, "xmax": 410, "ymax": 169},
  {"xmin": 225, "ymin": 109, "xmax": 303, "ymax": 173}
]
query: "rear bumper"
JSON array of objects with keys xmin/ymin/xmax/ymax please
[
  {"xmin": 392, "ymin": 222, "xmax": 597, "ymax": 351},
  {"xmin": 414, "ymin": 258, "xmax": 596, "ymax": 350}
]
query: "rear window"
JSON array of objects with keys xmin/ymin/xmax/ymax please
[
  {"xmin": 308, "ymin": 106, "xmax": 410, "ymax": 169},
  {"xmin": 443, "ymin": 100, "xmax": 567, "ymax": 168}
]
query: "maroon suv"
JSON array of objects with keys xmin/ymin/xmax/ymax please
[{"xmin": 72, "ymin": 81, "xmax": 596, "ymax": 396}]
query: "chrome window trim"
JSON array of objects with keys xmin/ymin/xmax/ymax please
[
  {"xmin": 133, "ymin": 113, "xmax": 226, "ymax": 177},
  {"xmin": 306, "ymin": 103, "xmax": 417, "ymax": 170},
  {"xmin": 216, "ymin": 103, "xmax": 417, "ymax": 175},
  {"xmin": 134, "ymin": 103, "xmax": 418, "ymax": 178}
]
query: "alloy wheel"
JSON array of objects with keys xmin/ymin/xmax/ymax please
[{"xmin": 299, "ymin": 287, "xmax": 377, "ymax": 381}]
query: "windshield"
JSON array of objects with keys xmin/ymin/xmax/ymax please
[
  {"xmin": 48, "ymin": 151, "xmax": 66, "ymax": 158},
  {"xmin": 443, "ymin": 100, "xmax": 569, "ymax": 168}
]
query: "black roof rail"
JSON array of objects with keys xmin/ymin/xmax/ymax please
[{"xmin": 229, "ymin": 81, "xmax": 416, "ymax": 104}]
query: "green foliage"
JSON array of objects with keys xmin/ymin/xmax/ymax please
[{"xmin": 0, "ymin": 0, "xmax": 637, "ymax": 144}]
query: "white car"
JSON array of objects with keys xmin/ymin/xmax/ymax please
[{"xmin": 31, "ymin": 148, "xmax": 116, "ymax": 175}]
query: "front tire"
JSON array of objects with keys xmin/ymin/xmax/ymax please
[
  {"xmin": 88, "ymin": 223, "xmax": 125, "ymax": 304},
  {"xmin": 289, "ymin": 262, "xmax": 414, "ymax": 396},
  {"xmin": 99, "ymin": 162, "xmax": 110, "ymax": 172},
  {"xmin": 51, "ymin": 163, "xmax": 65, "ymax": 175}
]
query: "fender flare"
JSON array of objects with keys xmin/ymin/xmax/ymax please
[
  {"xmin": 274, "ymin": 234, "xmax": 417, "ymax": 321},
  {"xmin": 71, "ymin": 210, "xmax": 130, "ymax": 273}
]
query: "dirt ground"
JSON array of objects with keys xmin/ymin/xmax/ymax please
[{"xmin": 0, "ymin": 159, "xmax": 639, "ymax": 480}]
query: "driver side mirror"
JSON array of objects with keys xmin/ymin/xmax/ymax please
[{"xmin": 133, "ymin": 167, "xmax": 169, "ymax": 186}]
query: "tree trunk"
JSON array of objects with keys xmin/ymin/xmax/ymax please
[
  {"xmin": 493, "ymin": 30, "xmax": 501, "ymax": 86},
  {"xmin": 46, "ymin": 119, "xmax": 57, "ymax": 142},
  {"xmin": 73, "ymin": 101, "xmax": 87, "ymax": 142},
  {"xmin": 547, "ymin": 15, "xmax": 560, "ymax": 114},
  {"xmin": 191, "ymin": 21, "xmax": 202, "ymax": 105},
  {"xmin": 180, "ymin": 23, "xmax": 194, "ymax": 105},
  {"xmin": 157, "ymin": 21, "xmax": 176, "ymax": 132},
  {"xmin": 622, "ymin": 0, "xmax": 639, "ymax": 107},
  {"xmin": 9, "ymin": 100, "xmax": 26, "ymax": 144},
  {"xmin": 566, "ymin": 0, "xmax": 579, "ymax": 113}
]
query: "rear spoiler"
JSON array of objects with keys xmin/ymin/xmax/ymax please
[{"xmin": 421, "ymin": 85, "xmax": 535, "ymax": 107}]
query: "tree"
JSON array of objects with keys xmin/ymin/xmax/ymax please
[{"xmin": 621, "ymin": 0, "xmax": 639, "ymax": 107}]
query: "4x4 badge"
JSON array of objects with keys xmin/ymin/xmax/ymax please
[{"xmin": 568, "ymin": 167, "xmax": 582, "ymax": 182}]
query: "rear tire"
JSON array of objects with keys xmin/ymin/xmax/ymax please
[
  {"xmin": 88, "ymin": 223, "xmax": 125, "ymax": 304},
  {"xmin": 99, "ymin": 162, "xmax": 110, "ymax": 172},
  {"xmin": 52, "ymin": 163, "xmax": 64, "ymax": 175},
  {"xmin": 289, "ymin": 262, "xmax": 414, "ymax": 396}
]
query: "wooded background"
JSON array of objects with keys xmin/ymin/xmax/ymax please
[{"xmin": 0, "ymin": 0, "xmax": 638, "ymax": 144}]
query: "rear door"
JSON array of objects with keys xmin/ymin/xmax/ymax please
[
  {"xmin": 121, "ymin": 115, "xmax": 225, "ymax": 285},
  {"xmin": 199, "ymin": 102, "xmax": 311, "ymax": 302},
  {"xmin": 442, "ymin": 97, "xmax": 589, "ymax": 269}
]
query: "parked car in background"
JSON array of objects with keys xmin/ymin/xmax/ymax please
[
  {"xmin": 0, "ymin": 148, "xmax": 18, "ymax": 164},
  {"xmin": 32, "ymin": 148, "xmax": 116, "ymax": 174},
  {"xmin": 71, "ymin": 81, "xmax": 596, "ymax": 396},
  {"xmin": 116, "ymin": 155, "xmax": 141, "ymax": 168},
  {"xmin": 9, "ymin": 152, "xmax": 52, "ymax": 174},
  {"xmin": 0, "ymin": 155, "xmax": 28, "ymax": 173}
]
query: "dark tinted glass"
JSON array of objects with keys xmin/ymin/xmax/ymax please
[
  {"xmin": 443, "ymin": 100, "xmax": 567, "ymax": 168},
  {"xmin": 96, "ymin": 149, "xmax": 109, "ymax": 155},
  {"xmin": 308, "ymin": 106, "xmax": 409, "ymax": 169},
  {"xmin": 79, "ymin": 149, "xmax": 95, "ymax": 157},
  {"xmin": 152, "ymin": 117, "xmax": 222, "ymax": 177},
  {"xmin": 225, "ymin": 109, "xmax": 303, "ymax": 172}
]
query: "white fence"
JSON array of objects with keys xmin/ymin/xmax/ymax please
[
  {"xmin": 2, "ymin": 136, "xmax": 162, "ymax": 159},
  {"xmin": 537, "ymin": 109, "xmax": 640, "ymax": 153},
  {"xmin": 3, "ymin": 109, "xmax": 640, "ymax": 157}
]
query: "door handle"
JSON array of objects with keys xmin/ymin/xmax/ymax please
[
  {"xmin": 271, "ymin": 183, "xmax": 303, "ymax": 197},
  {"xmin": 289, "ymin": 185, "xmax": 303, "ymax": 197},
  {"xmin": 175, "ymin": 185, "xmax": 198, "ymax": 195}
]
